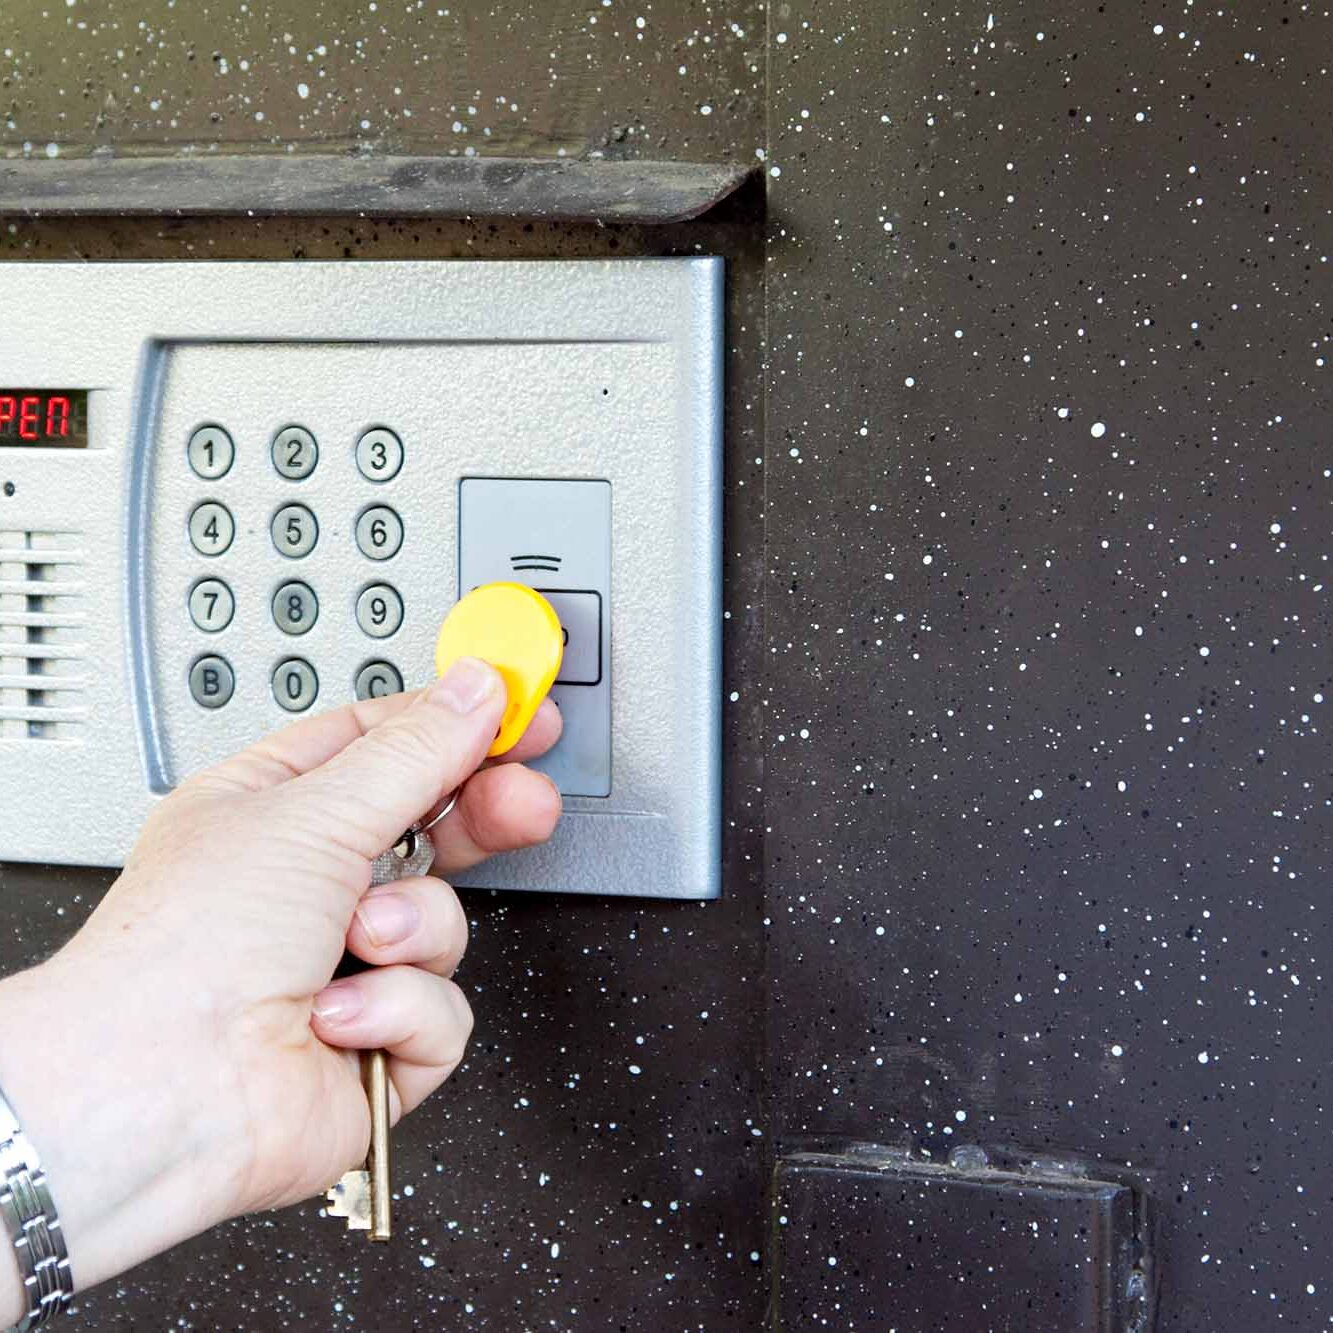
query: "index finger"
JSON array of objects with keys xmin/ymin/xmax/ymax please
[{"xmin": 193, "ymin": 690, "xmax": 562, "ymax": 794}]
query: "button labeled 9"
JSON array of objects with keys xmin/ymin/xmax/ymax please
[{"xmin": 355, "ymin": 583, "xmax": 403, "ymax": 638}]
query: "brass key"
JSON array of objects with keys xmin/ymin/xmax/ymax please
[{"xmin": 325, "ymin": 825, "xmax": 436, "ymax": 1241}]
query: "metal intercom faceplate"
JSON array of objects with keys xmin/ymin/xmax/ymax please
[{"xmin": 0, "ymin": 260, "xmax": 722, "ymax": 899}]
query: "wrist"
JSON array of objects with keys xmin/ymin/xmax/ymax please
[{"xmin": 0, "ymin": 948, "xmax": 252, "ymax": 1321}]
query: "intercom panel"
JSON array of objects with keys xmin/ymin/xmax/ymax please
[{"xmin": 0, "ymin": 260, "xmax": 722, "ymax": 899}]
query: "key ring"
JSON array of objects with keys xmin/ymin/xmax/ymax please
[{"xmin": 415, "ymin": 788, "xmax": 459, "ymax": 834}]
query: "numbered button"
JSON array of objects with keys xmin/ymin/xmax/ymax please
[
  {"xmin": 355, "ymin": 583, "xmax": 403, "ymax": 638},
  {"xmin": 272, "ymin": 425, "xmax": 319, "ymax": 480},
  {"xmin": 272, "ymin": 658, "xmax": 318, "ymax": 712},
  {"xmin": 355, "ymin": 661, "xmax": 404, "ymax": 700},
  {"xmin": 355, "ymin": 505, "xmax": 403, "ymax": 561},
  {"xmin": 188, "ymin": 578, "xmax": 235, "ymax": 633},
  {"xmin": 189, "ymin": 501, "xmax": 235, "ymax": 557},
  {"xmin": 271, "ymin": 504, "xmax": 319, "ymax": 558},
  {"xmin": 187, "ymin": 425, "xmax": 234, "ymax": 480},
  {"xmin": 272, "ymin": 580, "xmax": 319, "ymax": 636},
  {"xmin": 189, "ymin": 654, "xmax": 235, "ymax": 708},
  {"xmin": 355, "ymin": 427, "xmax": 404, "ymax": 483}
]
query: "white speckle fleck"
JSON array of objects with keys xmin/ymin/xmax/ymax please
[
  {"xmin": 45, "ymin": 142, "xmax": 59, "ymax": 159},
  {"xmin": 1270, "ymin": 521, "xmax": 1282, "ymax": 534},
  {"xmin": 1111, "ymin": 1044, "xmax": 1124, "ymax": 1057},
  {"xmin": 922, "ymin": 553, "xmax": 933, "ymax": 565},
  {"xmin": 827, "ymin": 1256, "xmax": 838, "ymax": 1267},
  {"xmin": 776, "ymin": 31, "xmax": 788, "ymax": 43},
  {"xmin": 1057, "ymin": 406, "xmax": 1070, "ymax": 418},
  {"xmin": 954, "ymin": 1110, "xmax": 967, "ymax": 1123},
  {"xmin": 1153, "ymin": 22, "xmax": 1164, "ymax": 34},
  {"xmin": 551, "ymin": 1241, "xmax": 560, "ymax": 1259},
  {"xmin": 1197, "ymin": 1051, "xmax": 1210, "ymax": 1065},
  {"xmin": 628, "ymin": 1064, "xmax": 642, "ymax": 1076},
  {"xmin": 1030, "ymin": 788, "xmax": 1044, "ymax": 800},
  {"xmin": 1118, "ymin": 780, "xmax": 1128, "ymax": 792},
  {"xmin": 419, "ymin": 1255, "xmax": 436, "ymax": 1269},
  {"xmin": 799, "ymin": 728, "xmax": 810, "ymax": 739},
  {"xmin": 1199, "ymin": 646, "xmax": 1210, "ymax": 657},
  {"xmin": 904, "ymin": 376, "xmax": 916, "ymax": 387},
  {"xmin": 700, "ymin": 104, "xmax": 713, "ymax": 116},
  {"xmin": 770, "ymin": 165, "xmax": 782, "ymax": 178},
  {"xmin": 1014, "ymin": 992, "xmax": 1024, "ymax": 1003},
  {"xmin": 1090, "ymin": 421, "xmax": 1107, "ymax": 438},
  {"xmin": 729, "ymin": 690, "xmax": 739, "ymax": 702},
  {"xmin": 297, "ymin": 82, "xmax": 310, "ymax": 100}
]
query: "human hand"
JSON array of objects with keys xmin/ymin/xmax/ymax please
[{"xmin": 0, "ymin": 657, "xmax": 560, "ymax": 1315}]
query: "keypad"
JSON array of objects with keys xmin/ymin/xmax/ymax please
[
  {"xmin": 272, "ymin": 426, "xmax": 319, "ymax": 480},
  {"xmin": 273, "ymin": 658, "xmax": 319, "ymax": 712},
  {"xmin": 355, "ymin": 661, "xmax": 404, "ymax": 700},
  {"xmin": 271, "ymin": 503, "xmax": 319, "ymax": 559},
  {"xmin": 355, "ymin": 583, "xmax": 403, "ymax": 638},
  {"xmin": 189, "ymin": 655, "xmax": 235, "ymax": 708},
  {"xmin": 187, "ymin": 425, "xmax": 234, "ymax": 480},
  {"xmin": 355, "ymin": 427, "xmax": 404, "ymax": 483},
  {"xmin": 186, "ymin": 422, "xmax": 409, "ymax": 711},
  {"xmin": 189, "ymin": 501, "xmax": 235, "ymax": 556},
  {"xmin": 189, "ymin": 578, "xmax": 235, "ymax": 632},
  {"xmin": 272, "ymin": 580, "xmax": 318, "ymax": 636},
  {"xmin": 355, "ymin": 505, "xmax": 404, "ymax": 561}
]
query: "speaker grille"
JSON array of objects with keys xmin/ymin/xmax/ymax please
[{"xmin": 0, "ymin": 530, "xmax": 87, "ymax": 740}]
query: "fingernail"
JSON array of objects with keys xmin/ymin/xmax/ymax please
[
  {"xmin": 430, "ymin": 657, "xmax": 498, "ymax": 714},
  {"xmin": 356, "ymin": 892, "xmax": 420, "ymax": 948},
  {"xmin": 313, "ymin": 982, "xmax": 362, "ymax": 1024}
]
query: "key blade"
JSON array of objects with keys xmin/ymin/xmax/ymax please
[{"xmin": 326, "ymin": 1170, "xmax": 373, "ymax": 1231}]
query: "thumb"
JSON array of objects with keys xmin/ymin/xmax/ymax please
[{"xmin": 284, "ymin": 657, "xmax": 506, "ymax": 858}]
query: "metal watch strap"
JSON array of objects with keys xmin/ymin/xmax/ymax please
[{"xmin": 0, "ymin": 1087, "xmax": 71, "ymax": 1331}]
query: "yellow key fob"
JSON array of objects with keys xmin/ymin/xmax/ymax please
[{"xmin": 434, "ymin": 582, "xmax": 564, "ymax": 756}]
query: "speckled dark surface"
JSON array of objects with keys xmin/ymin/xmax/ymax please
[
  {"xmin": 765, "ymin": 1, "xmax": 1329, "ymax": 1329},
  {"xmin": 2, "ymin": 0, "xmax": 1331, "ymax": 1328}
]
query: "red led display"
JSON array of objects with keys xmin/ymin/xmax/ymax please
[{"xmin": 0, "ymin": 390, "xmax": 89, "ymax": 448}]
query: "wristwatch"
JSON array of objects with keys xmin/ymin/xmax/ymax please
[{"xmin": 0, "ymin": 1087, "xmax": 72, "ymax": 1330}]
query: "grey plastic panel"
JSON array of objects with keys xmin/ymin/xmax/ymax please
[
  {"xmin": 0, "ymin": 260, "xmax": 722, "ymax": 900},
  {"xmin": 459, "ymin": 478, "xmax": 611, "ymax": 798}
]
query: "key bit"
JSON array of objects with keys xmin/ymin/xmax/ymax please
[
  {"xmin": 325, "ymin": 1051, "xmax": 393, "ymax": 1238},
  {"xmin": 326, "ymin": 1168, "xmax": 372, "ymax": 1231}
]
